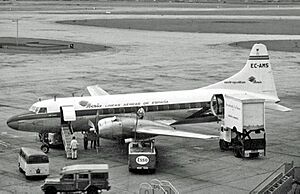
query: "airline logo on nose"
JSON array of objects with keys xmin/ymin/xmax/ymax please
[
  {"xmin": 79, "ymin": 100, "xmax": 89, "ymax": 107},
  {"xmin": 79, "ymin": 100, "xmax": 102, "ymax": 108}
]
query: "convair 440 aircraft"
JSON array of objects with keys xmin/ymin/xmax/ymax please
[{"xmin": 7, "ymin": 44, "xmax": 290, "ymax": 147}]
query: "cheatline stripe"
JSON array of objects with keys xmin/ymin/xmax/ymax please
[
  {"xmin": 248, "ymin": 55, "xmax": 269, "ymax": 60},
  {"xmin": 11, "ymin": 101, "xmax": 211, "ymax": 121}
]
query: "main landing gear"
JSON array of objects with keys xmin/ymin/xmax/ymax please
[{"xmin": 39, "ymin": 133, "xmax": 50, "ymax": 153}]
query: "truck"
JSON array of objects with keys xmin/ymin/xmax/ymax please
[
  {"xmin": 41, "ymin": 164, "xmax": 111, "ymax": 194},
  {"xmin": 128, "ymin": 140, "xmax": 157, "ymax": 173},
  {"xmin": 219, "ymin": 94, "xmax": 266, "ymax": 158}
]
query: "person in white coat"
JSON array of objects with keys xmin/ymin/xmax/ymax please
[{"xmin": 70, "ymin": 136, "xmax": 79, "ymax": 159}]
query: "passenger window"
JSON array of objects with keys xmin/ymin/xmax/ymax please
[
  {"xmin": 102, "ymin": 109, "xmax": 109, "ymax": 114},
  {"xmin": 124, "ymin": 107, "xmax": 131, "ymax": 113},
  {"xmin": 158, "ymin": 105, "xmax": 169, "ymax": 111},
  {"xmin": 108, "ymin": 108, "xmax": 114, "ymax": 114},
  {"xmin": 131, "ymin": 107, "xmax": 138, "ymax": 113},
  {"xmin": 38, "ymin": 107, "xmax": 47, "ymax": 114},
  {"xmin": 115, "ymin": 108, "xmax": 125, "ymax": 114},
  {"xmin": 91, "ymin": 173, "xmax": 107, "ymax": 179},
  {"xmin": 78, "ymin": 174, "xmax": 89, "ymax": 179},
  {"xmin": 169, "ymin": 104, "xmax": 175, "ymax": 110},
  {"xmin": 63, "ymin": 174, "xmax": 74, "ymax": 180},
  {"xmin": 119, "ymin": 108, "xmax": 125, "ymax": 113},
  {"xmin": 179, "ymin": 104, "xmax": 186, "ymax": 109},
  {"xmin": 148, "ymin": 106, "xmax": 158, "ymax": 112},
  {"xmin": 97, "ymin": 109, "xmax": 103, "ymax": 115},
  {"xmin": 190, "ymin": 103, "xmax": 197, "ymax": 108},
  {"xmin": 173, "ymin": 104, "xmax": 180, "ymax": 110}
]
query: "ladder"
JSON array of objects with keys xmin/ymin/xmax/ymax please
[
  {"xmin": 61, "ymin": 125, "xmax": 73, "ymax": 159},
  {"xmin": 250, "ymin": 162, "xmax": 300, "ymax": 194}
]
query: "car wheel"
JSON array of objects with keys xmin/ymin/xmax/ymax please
[
  {"xmin": 149, "ymin": 169, "xmax": 156, "ymax": 174},
  {"xmin": 219, "ymin": 139, "xmax": 229, "ymax": 151},
  {"xmin": 18, "ymin": 163, "xmax": 23, "ymax": 173},
  {"xmin": 87, "ymin": 186, "xmax": 98, "ymax": 194},
  {"xmin": 41, "ymin": 144, "xmax": 49, "ymax": 153},
  {"xmin": 45, "ymin": 187, "xmax": 57, "ymax": 194},
  {"xmin": 233, "ymin": 147, "xmax": 242, "ymax": 158}
]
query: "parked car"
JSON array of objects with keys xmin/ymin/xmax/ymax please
[
  {"xmin": 41, "ymin": 164, "xmax": 110, "ymax": 194},
  {"xmin": 18, "ymin": 147, "xmax": 49, "ymax": 179}
]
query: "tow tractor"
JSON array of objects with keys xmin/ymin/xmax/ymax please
[
  {"xmin": 212, "ymin": 93, "xmax": 266, "ymax": 158},
  {"xmin": 128, "ymin": 139, "xmax": 157, "ymax": 173}
]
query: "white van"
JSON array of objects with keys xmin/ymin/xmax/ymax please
[{"xmin": 18, "ymin": 147, "xmax": 49, "ymax": 179}]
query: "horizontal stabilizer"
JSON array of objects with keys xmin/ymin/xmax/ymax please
[
  {"xmin": 87, "ymin": 85, "xmax": 109, "ymax": 96},
  {"xmin": 265, "ymin": 102, "xmax": 292, "ymax": 112},
  {"xmin": 137, "ymin": 127, "xmax": 218, "ymax": 140}
]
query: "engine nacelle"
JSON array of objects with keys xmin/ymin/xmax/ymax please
[
  {"xmin": 97, "ymin": 116, "xmax": 158, "ymax": 140},
  {"xmin": 98, "ymin": 116, "xmax": 136, "ymax": 140}
]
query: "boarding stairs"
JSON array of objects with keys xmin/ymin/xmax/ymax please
[
  {"xmin": 61, "ymin": 125, "xmax": 73, "ymax": 159},
  {"xmin": 250, "ymin": 162, "xmax": 300, "ymax": 194}
]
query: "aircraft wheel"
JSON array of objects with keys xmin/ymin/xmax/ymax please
[{"xmin": 41, "ymin": 144, "xmax": 49, "ymax": 153}]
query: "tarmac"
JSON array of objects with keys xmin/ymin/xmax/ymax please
[{"xmin": 0, "ymin": 2, "xmax": 300, "ymax": 194}]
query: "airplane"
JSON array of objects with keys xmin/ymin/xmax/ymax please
[{"xmin": 7, "ymin": 44, "xmax": 290, "ymax": 152}]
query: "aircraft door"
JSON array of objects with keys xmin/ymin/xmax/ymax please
[
  {"xmin": 210, "ymin": 94, "xmax": 224, "ymax": 119},
  {"xmin": 60, "ymin": 105, "xmax": 76, "ymax": 124}
]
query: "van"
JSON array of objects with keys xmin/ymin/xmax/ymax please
[
  {"xmin": 41, "ymin": 164, "xmax": 110, "ymax": 194},
  {"xmin": 18, "ymin": 147, "xmax": 49, "ymax": 179}
]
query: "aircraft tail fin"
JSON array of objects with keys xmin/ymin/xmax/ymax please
[{"xmin": 205, "ymin": 43, "xmax": 279, "ymax": 102}]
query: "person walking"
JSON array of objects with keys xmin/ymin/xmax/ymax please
[{"xmin": 70, "ymin": 136, "xmax": 79, "ymax": 159}]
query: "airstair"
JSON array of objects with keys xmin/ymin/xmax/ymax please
[
  {"xmin": 61, "ymin": 125, "xmax": 73, "ymax": 159},
  {"xmin": 250, "ymin": 162, "xmax": 300, "ymax": 194},
  {"xmin": 60, "ymin": 105, "xmax": 76, "ymax": 159}
]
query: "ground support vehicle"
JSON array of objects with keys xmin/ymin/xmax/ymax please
[
  {"xmin": 218, "ymin": 94, "xmax": 266, "ymax": 158},
  {"xmin": 41, "ymin": 164, "xmax": 110, "ymax": 194},
  {"xmin": 128, "ymin": 140, "xmax": 157, "ymax": 173},
  {"xmin": 18, "ymin": 147, "xmax": 49, "ymax": 179}
]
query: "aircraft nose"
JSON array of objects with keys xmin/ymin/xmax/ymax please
[{"xmin": 7, "ymin": 116, "xmax": 19, "ymax": 130}]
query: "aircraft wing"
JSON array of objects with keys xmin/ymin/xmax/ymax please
[
  {"xmin": 87, "ymin": 85, "xmax": 109, "ymax": 96},
  {"xmin": 136, "ymin": 126, "xmax": 218, "ymax": 140}
]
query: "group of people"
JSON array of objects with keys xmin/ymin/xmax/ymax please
[
  {"xmin": 83, "ymin": 128, "xmax": 99, "ymax": 150},
  {"xmin": 69, "ymin": 128, "xmax": 100, "ymax": 159}
]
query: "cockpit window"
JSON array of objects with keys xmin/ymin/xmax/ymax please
[
  {"xmin": 29, "ymin": 106, "xmax": 37, "ymax": 113},
  {"xmin": 38, "ymin": 107, "xmax": 47, "ymax": 114}
]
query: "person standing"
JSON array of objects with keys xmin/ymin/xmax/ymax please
[
  {"xmin": 90, "ymin": 128, "xmax": 97, "ymax": 149},
  {"xmin": 82, "ymin": 131, "xmax": 88, "ymax": 150},
  {"xmin": 70, "ymin": 136, "xmax": 79, "ymax": 159}
]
